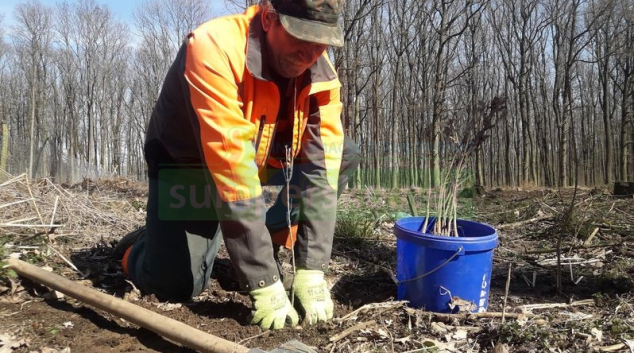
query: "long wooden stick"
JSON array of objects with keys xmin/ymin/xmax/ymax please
[{"xmin": 6, "ymin": 259, "xmax": 249, "ymax": 353}]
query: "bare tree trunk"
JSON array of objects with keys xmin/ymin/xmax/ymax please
[
  {"xmin": 560, "ymin": 74, "xmax": 572, "ymax": 187},
  {"xmin": 28, "ymin": 67, "xmax": 36, "ymax": 177},
  {"xmin": 13, "ymin": 3, "xmax": 53, "ymax": 179},
  {"xmin": 389, "ymin": 58, "xmax": 400, "ymax": 189},
  {"xmin": 0, "ymin": 122, "xmax": 8, "ymax": 175},
  {"xmin": 618, "ymin": 9, "xmax": 633, "ymax": 181},
  {"xmin": 368, "ymin": 3, "xmax": 382, "ymax": 188},
  {"xmin": 597, "ymin": 28, "xmax": 615, "ymax": 184},
  {"xmin": 622, "ymin": 81, "xmax": 632, "ymax": 181},
  {"xmin": 601, "ymin": 74, "xmax": 614, "ymax": 184},
  {"xmin": 430, "ymin": 0, "xmax": 448, "ymax": 187},
  {"xmin": 353, "ymin": 92, "xmax": 361, "ymax": 188}
]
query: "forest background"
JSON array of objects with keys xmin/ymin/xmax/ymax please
[{"xmin": 0, "ymin": 0, "xmax": 632, "ymax": 190}]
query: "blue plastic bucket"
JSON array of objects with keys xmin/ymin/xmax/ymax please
[{"xmin": 394, "ymin": 217, "xmax": 498, "ymax": 313}]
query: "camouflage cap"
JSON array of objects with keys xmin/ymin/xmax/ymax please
[{"xmin": 271, "ymin": 0, "xmax": 344, "ymax": 47}]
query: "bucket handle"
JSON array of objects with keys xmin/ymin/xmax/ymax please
[{"xmin": 392, "ymin": 246, "xmax": 464, "ymax": 285}]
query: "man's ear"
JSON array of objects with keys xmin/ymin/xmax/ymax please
[
  {"xmin": 261, "ymin": 10, "xmax": 275, "ymax": 32},
  {"xmin": 261, "ymin": 10, "xmax": 273, "ymax": 32}
]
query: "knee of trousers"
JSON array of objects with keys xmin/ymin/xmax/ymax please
[
  {"xmin": 143, "ymin": 270, "xmax": 202, "ymax": 302},
  {"xmin": 128, "ymin": 249, "xmax": 205, "ymax": 303}
]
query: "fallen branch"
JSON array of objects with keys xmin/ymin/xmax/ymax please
[
  {"xmin": 0, "ymin": 173, "xmax": 26, "ymax": 187},
  {"xmin": 5, "ymin": 217, "xmax": 39, "ymax": 224},
  {"xmin": 592, "ymin": 223, "xmax": 632, "ymax": 231},
  {"xmin": 525, "ymin": 243, "xmax": 619, "ymax": 255},
  {"xmin": 537, "ymin": 258, "xmax": 603, "ymax": 266},
  {"xmin": 337, "ymin": 301, "xmax": 408, "ymax": 322},
  {"xmin": 237, "ymin": 331, "xmax": 270, "ymax": 346},
  {"xmin": 45, "ymin": 177, "xmax": 75, "ymax": 199},
  {"xmin": 2, "ymin": 245, "xmax": 41, "ymax": 249},
  {"xmin": 583, "ymin": 227, "xmax": 600, "ymax": 246},
  {"xmin": 444, "ymin": 324, "xmax": 482, "ymax": 332},
  {"xmin": 0, "ymin": 198, "xmax": 35, "ymax": 209},
  {"xmin": 515, "ymin": 299, "xmax": 594, "ymax": 312},
  {"xmin": 25, "ymin": 173, "xmax": 44, "ymax": 225},
  {"xmin": 497, "ymin": 214, "xmax": 554, "ymax": 230},
  {"xmin": 46, "ymin": 244, "xmax": 84, "ymax": 277},
  {"xmin": 593, "ymin": 343, "xmax": 625, "ymax": 352},
  {"xmin": 329, "ymin": 320, "xmax": 376, "ymax": 343},
  {"xmin": 0, "ymin": 223, "xmax": 64, "ymax": 228},
  {"xmin": 431, "ymin": 311, "xmax": 535, "ymax": 320}
]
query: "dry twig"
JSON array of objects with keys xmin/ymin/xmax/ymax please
[
  {"xmin": 431, "ymin": 311, "xmax": 535, "ymax": 320},
  {"xmin": 502, "ymin": 263, "xmax": 512, "ymax": 323},
  {"xmin": 329, "ymin": 320, "xmax": 376, "ymax": 343},
  {"xmin": 338, "ymin": 301, "xmax": 408, "ymax": 322},
  {"xmin": 593, "ymin": 343, "xmax": 626, "ymax": 352},
  {"xmin": 46, "ymin": 245, "xmax": 84, "ymax": 277},
  {"xmin": 515, "ymin": 299, "xmax": 595, "ymax": 312},
  {"xmin": 24, "ymin": 173, "xmax": 44, "ymax": 225},
  {"xmin": 496, "ymin": 214, "xmax": 554, "ymax": 230}
]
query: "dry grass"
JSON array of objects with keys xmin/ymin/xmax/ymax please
[{"xmin": 0, "ymin": 173, "xmax": 145, "ymax": 248}]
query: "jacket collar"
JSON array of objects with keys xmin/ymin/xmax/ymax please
[{"xmin": 245, "ymin": 12, "xmax": 337, "ymax": 85}]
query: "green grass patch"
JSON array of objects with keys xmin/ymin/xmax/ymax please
[
  {"xmin": 335, "ymin": 210, "xmax": 379, "ymax": 241},
  {"xmin": 496, "ymin": 320, "xmax": 553, "ymax": 348},
  {"xmin": 0, "ymin": 237, "xmax": 19, "ymax": 287}
]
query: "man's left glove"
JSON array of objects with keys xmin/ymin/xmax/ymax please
[
  {"xmin": 250, "ymin": 280, "xmax": 299, "ymax": 330},
  {"xmin": 293, "ymin": 269, "xmax": 334, "ymax": 324}
]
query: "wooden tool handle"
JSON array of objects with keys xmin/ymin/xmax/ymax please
[{"xmin": 6, "ymin": 258, "xmax": 250, "ymax": 353}]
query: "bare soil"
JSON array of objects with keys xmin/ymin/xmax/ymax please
[{"xmin": 1, "ymin": 176, "xmax": 633, "ymax": 353}]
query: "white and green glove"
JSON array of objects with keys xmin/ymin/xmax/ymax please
[
  {"xmin": 293, "ymin": 269, "xmax": 334, "ymax": 324},
  {"xmin": 250, "ymin": 280, "xmax": 299, "ymax": 330}
]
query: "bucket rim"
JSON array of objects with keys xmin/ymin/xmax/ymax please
[{"xmin": 394, "ymin": 216, "xmax": 498, "ymax": 251}]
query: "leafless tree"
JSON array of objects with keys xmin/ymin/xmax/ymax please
[
  {"xmin": 11, "ymin": 0, "xmax": 54, "ymax": 178},
  {"xmin": 489, "ymin": 0, "xmax": 550, "ymax": 186},
  {"xmin": 585, "ymin": 0, "xmax": 622, "ymax": 185},
  {"xmin": 612, "ymin": 1, "xmax": 634, "ymax": 181},
  {"xmin": 53, "ymin": 0, "xmax": 130, "ymax": 180},
  {"xmin": 0, "ymin": 15, "xmax": 10, "ymax": 175},
  {"xmin": 427, "ymin": 0, "xmax": 486, "ymax": 187},
  {"xmin": 385, "ymin": 0, "xmax": 421, "ymax": 188},
  {"xmin": 335, "ymin": 0, "xmax": 379, "ymax": 188},
  {"xmin": 123, "ymin": 0, "xmax": 212, "ymax": 178}
]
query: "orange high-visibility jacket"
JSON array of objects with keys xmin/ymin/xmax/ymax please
[{"xmin": 144, "ymin": 5, "xmax": 344, "ymax": 291}]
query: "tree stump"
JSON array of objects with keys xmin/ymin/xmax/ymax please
[{"xmin": 613, "ymin": 181, "xmax": 634, "ymax": 197}]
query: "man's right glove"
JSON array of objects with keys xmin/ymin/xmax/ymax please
[
  {"xmin": 250, "ymin": 280, "xmax": 299, "ymax": 330},
  {"xmin": 292, "ymin": 269, "xmax": 334, "ymax": 324}
]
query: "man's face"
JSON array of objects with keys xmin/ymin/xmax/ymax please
[{"xmin": 262, "ymin": 10, "xmax": 329, "ymax": 78}]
